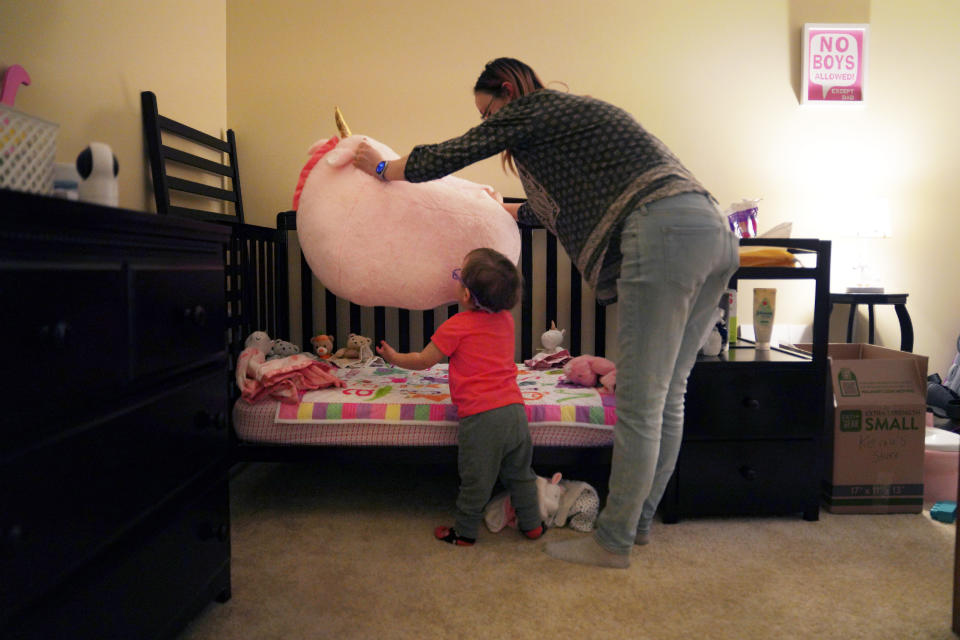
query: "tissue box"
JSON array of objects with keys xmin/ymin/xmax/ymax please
[{"xmin": 0, "ymin": 105, "xmax": 58, "ymax": 195}]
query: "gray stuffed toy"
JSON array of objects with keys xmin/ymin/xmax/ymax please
[{"xmin": 266, "ymin": 339, "xmax": 302, "ymax": 360}]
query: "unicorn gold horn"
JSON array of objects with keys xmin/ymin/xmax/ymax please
[{"xmin": 334, "ymin": 106, "xmax": 351, "ymax": 138}]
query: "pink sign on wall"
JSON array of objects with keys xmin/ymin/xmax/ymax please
[{"xmin": 802, "ymin": 24, "xmax": 869, "ymax": 105}]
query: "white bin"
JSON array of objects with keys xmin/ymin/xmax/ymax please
[{"xmin": 924, "ymin": 426, "xmax": 959, "ymax": 503}]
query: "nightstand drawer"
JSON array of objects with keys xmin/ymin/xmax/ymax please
[
  {"xmin": 0, "ymin": 267, "xmax": 126, "ymax": 441},
  {"xmin": 0, "ymin": 369, "xmax": 228, "ymax": 617},
  {"xmin": 130, "ymin": 265, "xmax": 225, "ymax": 378},
  {"xmin": 685, "ymin": 368, "xmax": 819, "ymax": 439},
  {"xmin": 675, "ymin": 440, "xmax": 818, "ymax": 517}
]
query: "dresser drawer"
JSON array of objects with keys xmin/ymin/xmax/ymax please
[
  {"xmin": 4, "ymin": 475, "xmax": 230, "ymax": 640},
  {"xmin": 0, "ymin": 369, "xmax": 228, "ymax": 617},
  {"xmin": 675, "ymin": 439, "xmax": 819, "ymax": 517},
  {"xmin": 0, "ymin": 267, "xmax": 126, "ymax": 444},
  {"xmin": 684, "ymin": 367, "xmax": 819, "ymax": 439},
  {"xmin": 130, "ymin": 265, "xmax": 225, "ymax": 378}
]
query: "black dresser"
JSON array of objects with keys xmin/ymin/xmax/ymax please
[
  {"xmin": 0, "ymin": 189, "xmax": 232, "ymax": 639},
  {"xmin": 660, "ymin": 238, "xmax": 832, "ymax": 523}
]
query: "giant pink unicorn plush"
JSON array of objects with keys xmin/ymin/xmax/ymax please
[{"xmin": 294, "ymin": 122, "xmax": 520, "ymax": 310}]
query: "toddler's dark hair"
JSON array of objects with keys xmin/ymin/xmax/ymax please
[{"xmin": 461, "ymin": 247, "xmax": 522, "ymax": 312}]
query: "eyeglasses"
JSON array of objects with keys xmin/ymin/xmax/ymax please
[
  {"xmin": 480, "ymin": 94, "xmax": 496, "ymax": 120},
  {"xmin": 452, "ymin": 268, "xmax": 493, "ymax": 312}
]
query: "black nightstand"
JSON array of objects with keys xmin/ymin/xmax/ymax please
[
  {"xmin": 828, "ymin": 292, "xmax": 913, "ymax": 352},
  {"xmin": 659, "ymin": 238, "xmax": 832, "ymax": 524}
]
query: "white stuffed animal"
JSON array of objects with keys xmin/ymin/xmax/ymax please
[
  {"xmin": 244, "ymin": 330, "xmax": 275, "ymax": 355},
  {"xmin": 540, "ymin": 321, "xmax": 565, "ymax": 355},
  {"xmin": 483, "ymin": 472, "xmax": 566, "ymax": 532},
  {"xmin": 536, "ymin": 472, "xmax": 566, "ymax": 522},
  {"xmin": 523, "ymin": 321, "xmax": 571, "ymax": 369}
]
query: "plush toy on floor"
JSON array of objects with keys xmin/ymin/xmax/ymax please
[
  {"xmin": 484, "ymin": 472, "xmax": 600, "ymax": 533},
  {"xmin": 563, "ymin": 354, "xmax": 617, "ymax": 393}
]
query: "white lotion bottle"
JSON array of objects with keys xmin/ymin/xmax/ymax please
[{"xmin": 753, "ymin": 288, "xmax": 777, "ymax": 350}]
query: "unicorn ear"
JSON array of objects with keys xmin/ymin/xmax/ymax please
[{"xmin": 551, "ymin": 472, "xmax": 562, "ymax": 484}]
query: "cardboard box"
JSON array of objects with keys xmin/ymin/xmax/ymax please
[{"xmin": 798, "ymin": 343, "xmax": 929, "ymax": 514}]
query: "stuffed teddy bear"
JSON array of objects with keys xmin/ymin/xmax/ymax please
[
  {"xmin": 333, "ymin": 333, "xmax": 374, "ymax": 361},
  {"xmin": 266, "ymin": 338, "xmax": 302, "ymax": 360},
  {"xmin": 310, "ymin": 334, "xmax": 335, "ymax": 359},
  {"xmin": 563, "ymin": 354, "xmax": 617, "ymax": 393}
]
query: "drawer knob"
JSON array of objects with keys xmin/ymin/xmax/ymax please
[
  {"xmin": 183, "ymin": 305, "xmax": 208, "ymax": 327},
  {"xmin": 742, "ymin": 397, "xmax": 760, "ymax": 410},
  {"xmin": 196, "ymin": 411, "xmax": 227, "ymax": 430},
  {"xmin": 39, "ymin": 320, "xmax": 72, "ymax": 348},
  {"xmin": 4, "ymin": 523, "xmax": 23, "ymax": 544},
  {"xmin": 197, "ymin": 522, "xmax": 229, "ymax": 542},
  {"xmin": 739, "ymin": 465, "xmax": 758, "ymax": 481}
]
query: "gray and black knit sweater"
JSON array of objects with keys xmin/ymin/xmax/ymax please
[{"xmin": 404, "ymin": 89, "xmax": 713, "ymax": 304}]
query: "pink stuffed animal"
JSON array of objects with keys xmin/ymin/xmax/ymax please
[
  {"xmin": 563, "ymin": 355, "xmax": 617, "ymax": 393},
  {"xmin": 294, "ymin": 134, "xmax": 520, "ymax": 310}
]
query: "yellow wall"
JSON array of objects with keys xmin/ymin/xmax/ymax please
[
  {"xmin": 0, "ymin": 0, "xmax": 226, "ymax": 211},
  {"xmin": 227, "ymin": 0, "xmax": 960, "ymax": 374},
  {"xmin": 2, "ymin": 0, "xmax": 958, "ymax": 371}
]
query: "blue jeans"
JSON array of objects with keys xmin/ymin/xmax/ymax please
[{"xmin": 594, "ymin": 193, "xmax": 739, "ymax": 554}]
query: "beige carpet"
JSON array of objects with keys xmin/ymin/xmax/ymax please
[{"xmin": 177, "ymin": 461, "xmax": 958, "ymax": 640}]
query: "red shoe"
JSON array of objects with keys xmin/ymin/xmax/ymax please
[{"xmin": 434, "ymin": 526, "xmax": 475, "ymax": 546}]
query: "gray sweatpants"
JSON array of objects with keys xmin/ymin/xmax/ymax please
[{"xmin": 454, "ymin": 403, "xmax": 540, "ymax": 539}]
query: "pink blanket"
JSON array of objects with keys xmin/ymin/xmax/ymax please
[{"xmin": 236, "ymin": 348, "xmax": 343, "ymax": 404}]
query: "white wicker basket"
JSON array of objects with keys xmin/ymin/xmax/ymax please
[{"xmin": 0, "ymin": 105, "xmax": 58, "ymax": 195}]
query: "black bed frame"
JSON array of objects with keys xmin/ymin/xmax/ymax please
[{"xmin": 141, "ymin": 92, "xmax": 613, "ymax": 472}]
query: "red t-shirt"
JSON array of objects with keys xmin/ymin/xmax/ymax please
[{"xmin": 430, "ymin": 310, "xmax": 522, "ymax": 418}]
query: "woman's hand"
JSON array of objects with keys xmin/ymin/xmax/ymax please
[
  {"xmin": 353, "ymin": 139, "xmax": 383, "ymax": 177},
  {"xmin": 501, "ymin": 201, "xmax": 521, "ymax": 220}
]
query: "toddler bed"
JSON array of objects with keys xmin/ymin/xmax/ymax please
[{"xmin": 229, "ymin": 209, "xmax": 617, "ymax": 469}]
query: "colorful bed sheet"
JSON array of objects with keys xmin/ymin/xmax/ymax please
[{"xmin": 275, "ymin": 364, "xmax": 616, "ymax": 430}]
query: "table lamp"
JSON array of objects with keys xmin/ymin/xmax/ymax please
[{"xmin": 845, "ymin": 197, "xmax": 891, "ymax": 293}]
